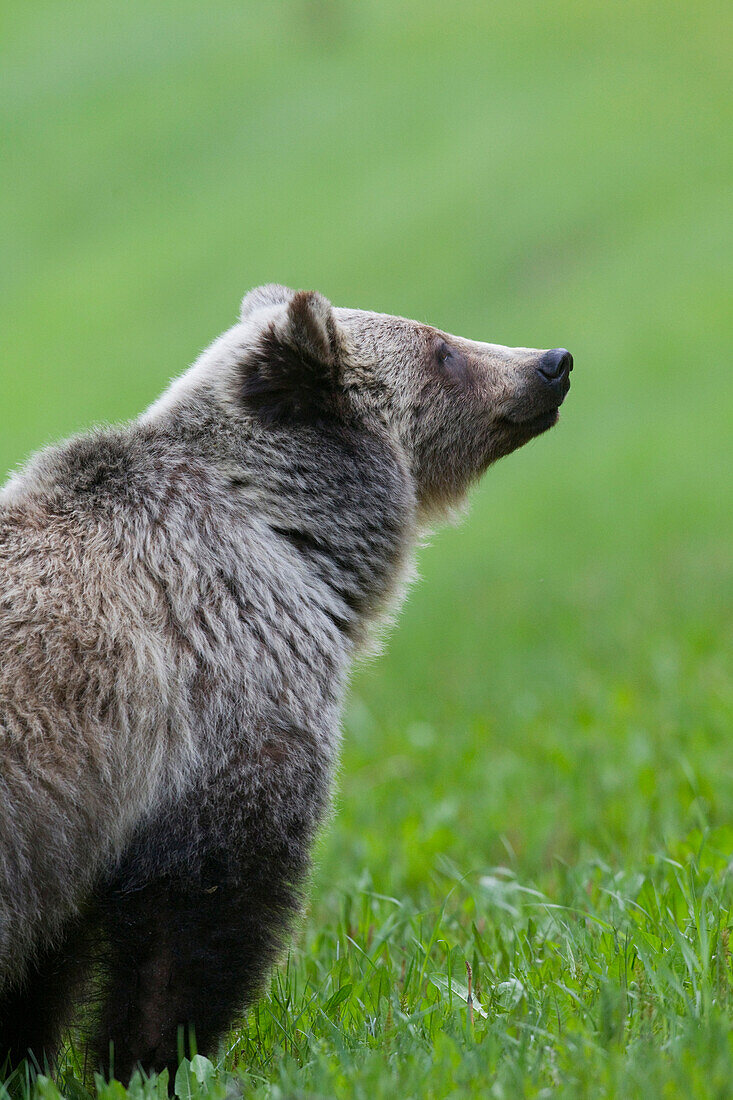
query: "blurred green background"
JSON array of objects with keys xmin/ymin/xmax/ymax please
[{"xmin": 2, "ymin": 1, "xmax": 733, "ymax": 1095}]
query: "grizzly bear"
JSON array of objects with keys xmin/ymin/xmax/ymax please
[{"xmin": 0, "ymin": 285, "xmax": 571, "ymax": 1081}]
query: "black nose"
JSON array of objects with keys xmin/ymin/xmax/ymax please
[{"xmin": 537, "ymin": 348, "xmax": 573, "ymax": 382}]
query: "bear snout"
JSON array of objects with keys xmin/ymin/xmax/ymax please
[
  {"xmin": 528, "ymin": 347, "xmax": 572, "ymax": 412},
  {"xmin": 498, "ymin": 347, "xmax": 572, "ymax": 433},
  {"xmin": 536, "ymin": 348, "xmax": 573, "ymax": 386}
]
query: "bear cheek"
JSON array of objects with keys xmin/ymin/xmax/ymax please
[{"xmin": 410, "ymin": 399, "xmax": 487, "ymax": 506}]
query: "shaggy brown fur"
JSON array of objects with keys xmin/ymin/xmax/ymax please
[{"xmin": 0, "ymin": 285, "xmax": 571, "ymax": 1082}]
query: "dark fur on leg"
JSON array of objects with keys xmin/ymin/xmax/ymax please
[
  {"xmin": 89, "ymin": 727, "xmax": 329, "ymax": 1084},
  {"xmin": 90, "ymin": 872, "xmax": 303, "ymax": 1085}
]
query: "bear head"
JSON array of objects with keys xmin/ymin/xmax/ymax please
[
  {"xmin": 154, "ymin": 284, "xmax": 571, "ymax": 518},
  {"xmin": 236, "ymin": 284, "xmax": 571, "ymax": 513}
]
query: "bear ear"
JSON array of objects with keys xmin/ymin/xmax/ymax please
[
  {"xmin": 282, "ymin": 289, "xmax": 337, "ymax": 366},
  {"xmin": 241, "ymin": 289, "xmax": 342, "ymax": 425},
  {"xmin": 240, "ymin": 283, "xmax": 295, "ymax": 320}
]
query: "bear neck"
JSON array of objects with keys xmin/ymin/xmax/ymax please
[{"xmin": 148, "ymin": 394, "xmax": 418, "ymax": 646}]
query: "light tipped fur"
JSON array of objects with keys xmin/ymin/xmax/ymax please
[{"xmin": 239, "ymin": 283, "xmax": 294, "ymax": 319}]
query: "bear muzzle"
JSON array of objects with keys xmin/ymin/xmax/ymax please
[{"xmin": 499, "ymin": 347, "xmax": 573, "ymax": 436}]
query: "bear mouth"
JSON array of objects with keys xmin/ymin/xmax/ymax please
[
  {"xmin": 522, "ymin": 407, "xmax": 561, "ymax": 433},
  {"xmin": 501, "ymin": 406, "xmax": 561, "ymax": 435}
]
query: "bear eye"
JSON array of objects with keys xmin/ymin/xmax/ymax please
[
  {"xmin": 436, "ymin": 341, "xmax": 452, "ymax": 364},
  {"xmin": 433, "ymin": 338, "xmax": 471, "ymax": 385}
]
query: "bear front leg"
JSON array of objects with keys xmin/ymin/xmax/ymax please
[
  {"xmin": 90, "ymin": 774, "xmax": 327, "ymax": 1081},
  {"xmin": 89, "ymin": 868, "xmax": 302, "ymax": 1085},
  {"xmin": 90, "ymin": 720, "xmax": 331, "ymax": 1085}
]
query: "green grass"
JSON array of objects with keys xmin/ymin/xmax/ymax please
[{"xmin": 2, "ymin": 1, "xmax": 732, "ymax": 1096}]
